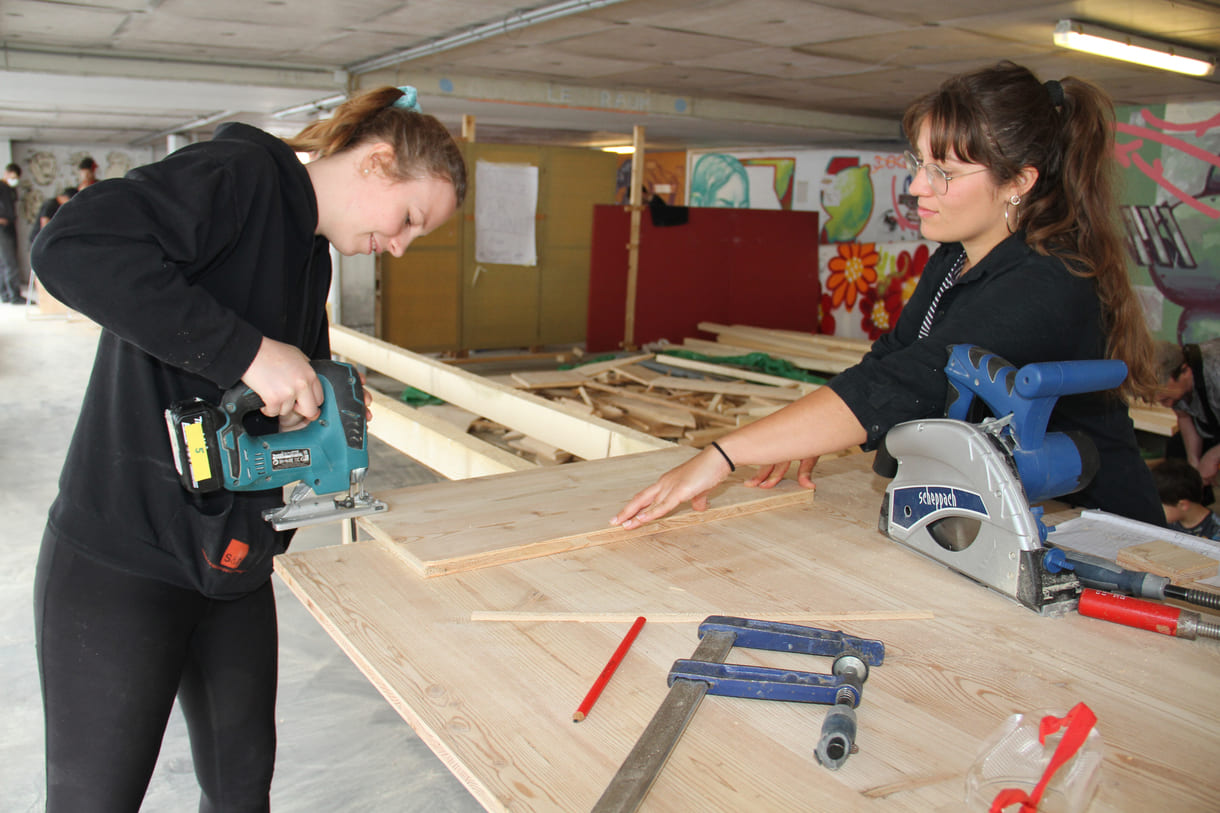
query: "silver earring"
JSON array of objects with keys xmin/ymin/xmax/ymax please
[
  {"xmin": 1005, "ymin": 194, "xmax": 1022, "ymax": 234},
  {"xmin": 363, "ymin": 168, "xmax": 369, "ymax": 176}
]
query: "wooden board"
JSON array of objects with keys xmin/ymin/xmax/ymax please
[
  {"xmin": 1117, "ymin": 539, "xmax": 1220, "ymax": 584},
  {"xmin": 1129, "ymin": 402, "xmax": 1178, "ymax": 437},
  {"xmin": 648, "ymin": 374, "xmax": 803, "ymax": 401},
  {"xmin": 330, "ymin": 325, "xmax": 670, "ymax": 460},
  {"xmin": 654, "ymin": 353, "xmax": 818, "ymax": 393},
  {"xmin": 356, "ymin": 446, "xmax": 812, "ymax": 577},
  {"xmin": 276, "ymin": 451, "xmax": 1220, "ymax": 812}
]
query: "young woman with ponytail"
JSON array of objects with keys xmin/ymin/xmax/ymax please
[
  {"xmin": 32, "ymin": 86, "xmax": 465, "ymax": 811},
  {"xmin": 613, "ymin": 61, "xmax": 1163, "ymax": 531}
]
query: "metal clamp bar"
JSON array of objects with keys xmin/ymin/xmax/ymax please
[
  {"xmin": 698, "ymin": 616, "xmax": 885, "ymax": 665},
  {"xmin": 591, "ymin": 629, "xmax": 736, "ymax": 813},
  {"xmin": 667, "ymin": 660, "xmax": 857, "ymax": 706}
]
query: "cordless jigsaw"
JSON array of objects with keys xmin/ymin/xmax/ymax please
[
  {"xmin": 875, "ymin": 345, "xmax": 1129, "ymax": 614},
  {"xmin": 165, "ymin": 359, "xmax": 388, "ymax": 531}
]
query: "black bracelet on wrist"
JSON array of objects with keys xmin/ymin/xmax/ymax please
[{"xmin": 709, "ymin": 441, "xmax": 736, "ymax": 472}]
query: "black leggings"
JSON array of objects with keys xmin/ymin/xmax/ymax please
[{"xmin": 33, "ymin": 531, "xmax": 278, "ymax": 813}]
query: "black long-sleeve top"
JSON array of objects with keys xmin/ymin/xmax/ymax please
[
  {"xmin": 827, "ymin": 233, "xmax": 1163, "ymax": 526},
  {"xmin": 34, "ymin": 123, "xmax": 333, "ymax": 597}
]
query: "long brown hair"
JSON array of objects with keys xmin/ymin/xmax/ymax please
[
  {"xmin": 284, "ymin": 86, "xmax": 467, "ymax": 205},
  {"xmin": 902, "ymin": 61, "xmax": 1155, "ymax": 400}
]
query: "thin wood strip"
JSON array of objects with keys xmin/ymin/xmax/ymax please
[
  {"xmin": 598, "ymin": 394, "xmax": 697, "ymax": 428},
  {"xmin": 648, "ymin": 375, "xmax": 803, "ymax": 401},
  {"xmin": 682, "ymin": 335, "xmax": 853, "ymax": 374},
  {"xmin": 583, "ymin": 381, "xmax": 736, "ymax": 425},
  {"xmin": 470, "ymin": 610, "xmax": 936, "ymax": 623},
  {"xmin": 575, "ymin": 353, "xmax": 655, "ymax": 378},
  {"xmin": 510, "ymin": 369, "xmax": 590, "ymax": 389},
  {"xmin": 654, "ymin": 353, "xmax": 818, "ymax": 393}
]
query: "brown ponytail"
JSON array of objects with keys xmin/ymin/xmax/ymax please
[
  {"xmin": 902, "ymin": 62, "xmax": 1156, "ymax": 401},
  {"xmin": 284, "ymin": 86, "xmax": 467, "ymax": 205}
]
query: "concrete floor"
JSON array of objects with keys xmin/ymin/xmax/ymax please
[{"xmin": 0, "ymin": 301, "xmax": 483, "ymax": 812}]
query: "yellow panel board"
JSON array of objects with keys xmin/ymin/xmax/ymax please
[{"xmin": 379, "ymin": 249, "xmax": 461, "ymax": 352}]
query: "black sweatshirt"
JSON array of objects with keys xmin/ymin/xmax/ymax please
[
  {"xmin": 34, "ymin": 123, "xmax": 333, "ymax": 598},
  {"xmin": 828, "ymin": 233, "xmax": 1164, "ymax": 526}
]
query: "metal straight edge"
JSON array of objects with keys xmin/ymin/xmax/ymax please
[{"xmin": 591, "ymin": 629, "xmax": 737, "ymax": 813}]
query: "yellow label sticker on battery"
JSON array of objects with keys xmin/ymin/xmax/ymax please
[{"xmin": 182, "ymin": 419, "xmax": 212, "ymax": 484}]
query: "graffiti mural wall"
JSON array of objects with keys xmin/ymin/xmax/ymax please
[
  {"xmin": 1116, "ymin": 102, "xmax": 1220, "ymax": 344},
  {"xmin": 685, "ymin": 146, "xmax": 933, "ymax": 340},
  {"xmin": 614, "ymin": 151, "xmax": 687, "ymax": 206},
  {"xmin": 11, "ymin": 143, "xmax": 154, "ymax": 274}
]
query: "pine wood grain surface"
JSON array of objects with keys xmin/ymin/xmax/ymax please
[
  {"xmin": 276, "ymin": 452, "xmax": 1220, "ymax": 812},
  {"xmin": 354, "ymin": 447, "xmax": 812, "ymax": 578}
]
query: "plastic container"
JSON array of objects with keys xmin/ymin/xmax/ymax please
[{"xmin": 964, "ymin": 707, "xmax": 1104, "ymax": 812}]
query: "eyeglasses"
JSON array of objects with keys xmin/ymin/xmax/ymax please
[{"xmin": 904, "ymin": 150, "xmax": 989, "ymax": 196}]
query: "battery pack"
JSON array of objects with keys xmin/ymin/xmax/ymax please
[{"xmin": 165, "ymin": 399, "xmax": 226, "ymax": 493}]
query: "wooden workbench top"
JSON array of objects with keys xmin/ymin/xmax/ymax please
[{"xmin": 275, "ymin": 452, "xmax": 1220, "ymax": 812}]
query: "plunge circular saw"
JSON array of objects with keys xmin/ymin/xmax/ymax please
[
  {"xmin": 875, "ymin": 345, "xmax": 1129, "ymax": 614},
  {"xmin": 164, "ymin": 359, "xmax": 388, "ymax": 531}
]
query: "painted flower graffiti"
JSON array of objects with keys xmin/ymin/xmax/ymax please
[
  {"xmin": 819, "ymin": 241, "xmax": 930, "ymax": 340},
  {"xmin": 857, "ymin": 243, "xmax": 929, "ymax": 340},
  {"xmin": 826, "ymin": 242, "xmax": 879, "ymax": 310}
]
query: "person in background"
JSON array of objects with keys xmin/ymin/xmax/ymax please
[
  {"xmin": 1152, "ymin": 458, "xmax": 1220, "ymax": 541},
  {"xmin": 33, "ymin": 85, "xmax": 465, "ymax": 812},
  {"xmin": 76, "ymin": 156, "xmax": 99, "ymax": 189},
  {"xmin": 0, "ymin": 162, "xmax": 24, "ymax": 304},
  {"xmin": 1155, "ymin": 338, "xmax": 1220, "ymax": 489},
  {"xmin": 29, "ymin": 186, "xmax": 77, "ymax": 249},
  {"xmin": 613, "ymin": 61, "xmax": 1163, "ymax": 531}
]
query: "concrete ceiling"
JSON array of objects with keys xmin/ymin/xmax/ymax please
[{"xmin": 2, "ymin": 0, "xmax": 1220, "ymax": 152}]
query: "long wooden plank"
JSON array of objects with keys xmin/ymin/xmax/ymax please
[
  {"xmin": 357, "ymin": 446, "xmax": 813, "ymax": 577},
  {"xmin": 654, "ymin": 353, "xmax": 817, "ymax": 393},
  {"xmin": 681, "ymin": 335, "xmax": 852, "ymax": 374},
  {"xmin": 469, "ymin": 610, "xmax": 935, "ymax": 623},
  {"xmin": 648, "ymin": 375, "xmax": 804, "ymax": 401},
  {"xmin": 330, "ymin": 325, "xmax": 670, "ymax": 460},
  {"xmin": 367, "ymin": 389, "xmax": 535, "ymax": 479},
  {"xmin": 698, "ymin": 322, "xmax": 864, "ymax": 372}
]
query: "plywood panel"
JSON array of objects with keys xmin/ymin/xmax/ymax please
[
  {"xmin": 377, "ymin": 202, "xmax": 461, "ymax": 351},
  {"xmin": 358, "ymin": 446, "xmax": 813, "ymax": 577}
]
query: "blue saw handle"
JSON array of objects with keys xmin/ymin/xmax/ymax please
[
  {"xmin": 217, "ymin": 360, "xmax": 368, "ymax": 494},
  {"xmin": 943, "ymin": 345, "xmax": 1123, "ymax": 502}
]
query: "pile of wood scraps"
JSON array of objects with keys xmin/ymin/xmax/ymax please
[
  {"xmin": 465, "ymin": 350, "xmax": 823, "ymax": 464},
  {"xmin": 331, "ymin": 323, "xmax": 866, "ymax": 479},
  {"xmin": 686, "ymin": 323, "xmax": 872, "ymax": 374}
]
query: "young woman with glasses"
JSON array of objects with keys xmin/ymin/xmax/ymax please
[{"xmin": 612, "ymin": 60, "xmax": 1162, "ymax": 531}]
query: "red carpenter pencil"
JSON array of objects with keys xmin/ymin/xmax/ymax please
[{"xmin": 573, "ymin": 615, "xmax": 646, "ymax": 722}]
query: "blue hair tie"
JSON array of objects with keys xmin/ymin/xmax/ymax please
[{"xmin": 392, "ymin": 86, "xmax": 421, "ymax": 113}]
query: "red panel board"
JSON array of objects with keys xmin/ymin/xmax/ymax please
[{"xmin": 587, "ymin": 205, "xmax": 821, "ymax": 352}]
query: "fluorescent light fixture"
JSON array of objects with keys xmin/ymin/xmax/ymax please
[
  {"xmin": 601, "ymin": 146, "xmax": 635, "ymax": 154},
  {"xmin": 1053, "ymin": 19, "xmax": 1215, "ymax": 77}
]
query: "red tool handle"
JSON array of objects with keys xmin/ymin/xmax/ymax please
[{"xmin": 1078, "ymin": 588, "xmax": 1181, "ymax": 636}]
